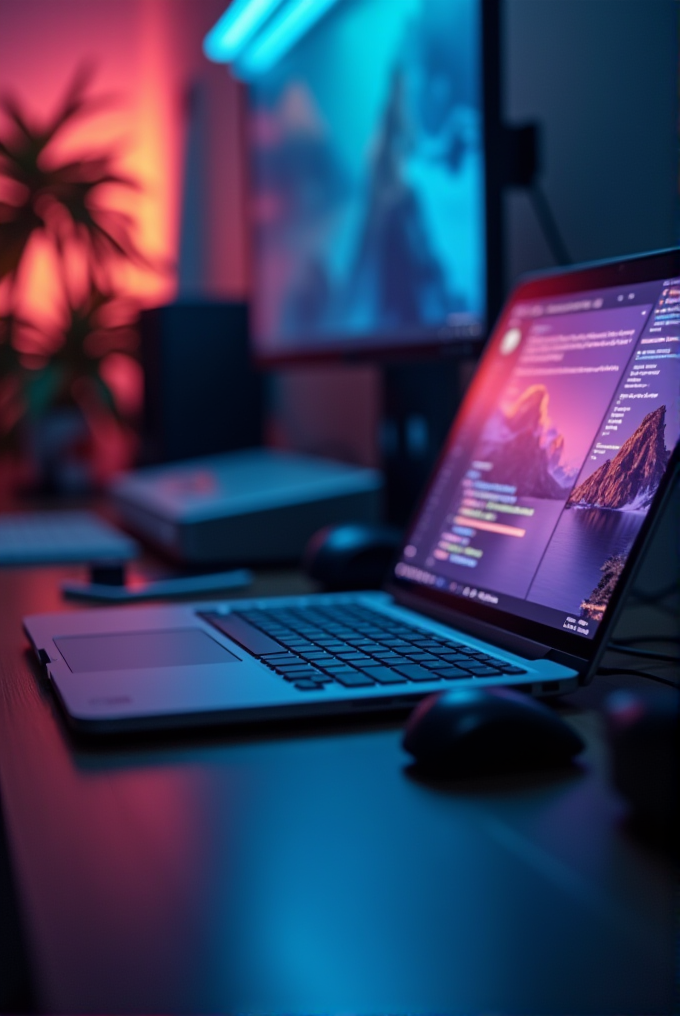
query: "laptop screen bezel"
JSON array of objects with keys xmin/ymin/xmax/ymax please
[{"xmin": 385, "ymin": 247, "xmax": 680, "ymax": 667}]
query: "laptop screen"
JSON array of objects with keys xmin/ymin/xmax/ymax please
[{"xmin": 393, "ymin": 263, "xmax": 680, "ymax": 640}]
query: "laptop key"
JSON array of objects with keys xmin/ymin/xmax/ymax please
[
  {"xmin": 201, "ymin": 612, "xmax": 281, "ymax": 655},
  {"xmin": 359, "ymin": 667, "xmax": 408, "ymax": 685},
  {"xmin": 276, "ymin": 665, "xmax": 318, "ymax": 675},
  {"xmin": 436, "ymin": 667, "xmax": 472, "ymax": 679},
  {"xmin": 332, "ymin": 670, "xmax": 375, "ymax": 687},
  {"xmin": 394, "ymin": 664, "xmax": 441, "ymax": 682},
  {"xmin": 294, "ymin": 680, "xmax": 324, "ymax": 691},
  {"xmin": 497, "ymin": 665, "xmax": 528, "ymax": 675},
  {"xmin": 460, "ymin": 659, "xmax": 501, "ymax": 671}
]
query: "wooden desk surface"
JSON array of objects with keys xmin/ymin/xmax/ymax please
[{"xmin": 0, "ymin": 561, "xmax": 676, "ymax": 1015}]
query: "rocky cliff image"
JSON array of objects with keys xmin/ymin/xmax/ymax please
[
  {"xmin": 580, "ymin": 553, "xmax": 626, "ymax": 622},
  {"xmin": 568, "ymin": 405, "xmax": 669, "ymax": 510},
  {"xmin": 478, "ymin": 385, "xmax": 573, "ymax": 498}
]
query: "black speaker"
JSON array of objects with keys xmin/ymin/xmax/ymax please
[{"xmin": 139, "ymin": 301, "xmax": 264, "ymax": 464}]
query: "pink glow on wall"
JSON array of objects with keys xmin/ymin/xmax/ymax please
[{"xmin": 0, "ymin": 0, "xmax": 247, "ymax": 311}]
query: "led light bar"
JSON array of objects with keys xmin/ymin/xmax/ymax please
[
  {"xmin": 204, "ymin": 0, "xmax": 340, "ymax": 77},
  {"xmin": 203, "ymin": 0, "xmax": 286, "ymax": 63},
  {"xmin": 237, "ymin": 0, "xmax": 339, "ymax": 76}
]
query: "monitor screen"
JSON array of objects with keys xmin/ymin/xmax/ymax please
[
  {"xmin": 247, "ymin": 0, "xmax": 490, "ymax": 362},
  {"xmin": 392, "ymin": 260, "xmax": 680, "ymax": 641}
]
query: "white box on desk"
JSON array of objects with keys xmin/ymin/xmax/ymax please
[{"xmin": 110, "ymin": 448, "xmax": 383, "ymax": 565}]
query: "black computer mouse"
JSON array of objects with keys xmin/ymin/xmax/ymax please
[
  {"xmin": 604, "ymin": 687, "xmax": 679, "ymax": 836},
  {"xmin": 303, "ymin": 523, "xmax": 403, "ymax": 590},
  {"xmin": 403, "ymin": 687, "xmax": 585, "ymax": 775}
]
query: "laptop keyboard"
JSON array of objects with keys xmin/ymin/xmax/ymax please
[{"xmin": 200, "ymin": 603, "xmax": 527, "ymax": 692}]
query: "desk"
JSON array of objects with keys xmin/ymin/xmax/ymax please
[{"xmin": 0, "ymin": 561, "xmax": 676, "ymax": 1015}]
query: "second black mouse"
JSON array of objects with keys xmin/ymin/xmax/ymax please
[
  {"xmin": 303, "ymin": 523, "xmax": 402, "ymax": 590},
  {"xmin": 403, "ymin": 687, "xmax": 585, "ymax": 775}
]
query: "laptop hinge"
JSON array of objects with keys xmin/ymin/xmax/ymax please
[
  {"xmin": 391, "ymin": 585, "xmax": 577, "ymax": 663},
  {"xmin": 544, "ymin": 647, "xmax": 590, "ymax": 675}
]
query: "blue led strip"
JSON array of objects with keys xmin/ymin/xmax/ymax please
[
  {"xmin": 203, "ymin": 0, "xmax": 286, "ymax": 63},
  {"xmin": 238, "ymin": 0, "xmax": 339, "ymax": 76}
]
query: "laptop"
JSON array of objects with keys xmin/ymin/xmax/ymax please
[{"xmin": 24, "ymin": 249, "xmax": 680, "ymax": 733}]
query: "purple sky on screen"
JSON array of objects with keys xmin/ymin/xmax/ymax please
[{"xmin": 497, "ymin": 305, "xmax": 650, "ymax": 474}]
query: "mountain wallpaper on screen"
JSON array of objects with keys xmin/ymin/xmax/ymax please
[
  {"xmin": 568, "ymin": 405, "xmax": 669, "ymax": 510},
  {"xmin": 478, "ymin": 385, "xmax": 573, "ymax": 498},
  {"xmin": 580, "ymin": 553, "xmax": 626, "ymax": 621}
]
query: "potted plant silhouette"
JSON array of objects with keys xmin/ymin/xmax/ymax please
[{"xmin": 0, "ymin": 65, "xmax": 154, "ymax": 491}]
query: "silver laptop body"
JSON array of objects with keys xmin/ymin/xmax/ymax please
[{"xmin": 23, "ymin": 250, "xmax": 680, "ymax": 733}]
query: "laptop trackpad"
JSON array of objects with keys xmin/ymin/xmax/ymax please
[{"xmin": 54, "ymin": 629, "xmax": 239, "ymax": 673}]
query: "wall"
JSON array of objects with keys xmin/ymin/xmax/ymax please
[
  {"xmin": 0, "ymin": 0, "xmax": 246, "ymax": 309},
  {"xmin": 504, "ymin": 0, "xmax": 679, "ymax": 285}
]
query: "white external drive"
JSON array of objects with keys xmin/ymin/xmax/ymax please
[{"xmin": 110, "ymin": 448, "xmax": 383, "ymax": 564}]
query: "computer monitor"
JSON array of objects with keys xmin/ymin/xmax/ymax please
[
  {"xmin": 241, "ymin": 0, "xmax": 503, "ymax": 364},
  {"xmin": 204, "ymin": 0, "xmax": 504, "ymax": 520}
]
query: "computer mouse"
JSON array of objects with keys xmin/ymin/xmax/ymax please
[
  {"xmin": 403, "ymin": 687, "xmax": 585, "ymax": 775},
  {"xmin": 604, "ymin": 688, "xmax": 679, "ymax": 836},
  {"xmin": 303, "ymin": 523, "xmax": 403, "ymax": 590}
]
